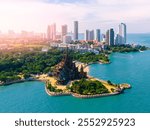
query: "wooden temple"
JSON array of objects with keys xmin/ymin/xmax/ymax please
[{"xmin": 53, "ymin": 49, "xmax": 87, "ymax": 85}]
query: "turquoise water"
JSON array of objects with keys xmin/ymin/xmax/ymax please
[
  {"xmin": 127, "ymin": 33, "xmax": 150, "ymax": 47},
  {"xmin": 0, "ymin": 34, "xmax": 150, "ymax": 113}
]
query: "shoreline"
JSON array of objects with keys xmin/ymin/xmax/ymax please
[
  {"xmin": 45, "ymin": 60, "xmax": 131, "ymax": 99},
  {"xmin": 0, "ymin": 60, "xmax": 131, "ymax": 99},
  {"xmin": 45, "ymin": 70, "xmax": 131, "ymax": 99},
  {"xmin": 0, "ymin": 79, "xmax": 39, "ymax": 86},
  {"xmin": 82, "ymin": 60, "xmax": 111, "ymax": 74},
  {"xmin": 0, "ymin": 74, "xmax": 131, "ymax": 99},
  {"xmin": 0, "ymin": 54, "xmax": 131, "ymax": 99},
  {"xmin": 45, "ymin": 81, "xmax": 131, "ymax": 99}
]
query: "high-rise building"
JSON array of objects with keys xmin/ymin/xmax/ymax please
[
  {"xmin": 115, "ymin": 34, "xmax": 119, "ymax": 45},
  {"xmin": 105, "ymin": 29, "xmax": 114, "ymax": 46},
  {"xmin": 109, "ymin": 28, "xmax": 114, "ymax": 46},
  {"xmin": 117, "ymin": 23, "xmax": 127, "ymax": 45},
  {"xmin": 96, "ymin": 29, "xmax": 101, "ymax": 42},
  {"xmin": 90, "ymin": 30, "xmax": 94, "ymax": 41},
  {"xmin": 105, "ymin": 30, "xmax": 110, "ymax": 44},
  {"xmin": 47, "ymin": 25, "xmax": 51, "ymax": 40},
  {"xmin": 62, "ymin": 25, "xmax": 68, "ymax": 38},
  {"xmin": 47, "ymin": 23, "xmax": 56, "ymax": 41},
  {"xmin": 74, "ymin": 21, "xmax": 78, "ymax": 41},
  {"xmin": 85, "ymin": 30, "xmax": 94, "ymax": 41},
  {"xmin": 85, "ymin": 30, "xmax": 89, "ymax": 41}
]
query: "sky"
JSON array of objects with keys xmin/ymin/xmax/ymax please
[{"xmin": 0, "ymin": 0, "xmax": 150, "ymax": 33}]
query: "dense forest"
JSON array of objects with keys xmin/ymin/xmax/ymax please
[
  {"xmin": 107, "ymin": 45, "xmax": 148, "ymax": 53},
  {"xmin": 72, "ymin": 52, "xmax": 109, "ymax": 64},
  {"xmin": 0, "ymin": 44, "xmax": 148, "ymax": 84},
  {"xmin": 0, "ymin": 49, "xmax": 109, "ymax": 83},
  {"xmin": 0, "ymin": 49, "xmax": 63, "ymax": 83}
]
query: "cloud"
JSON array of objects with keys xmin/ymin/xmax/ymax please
[
  {"xmin": 43, "ymin": 0, "xmax": 91, "ymax": 4},
  {"xmin": 42, "ymin": 0, "xmax": 150, "ymax": 32},
  {"xmin": 0, "ymin": 0, "xmax": 150, "ymax": 33}
]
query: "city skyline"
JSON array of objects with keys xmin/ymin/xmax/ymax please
[
  {"xmin": 0, "ymin": 19, "xmax": 126, "ymax": 45},
  {"xmin": 0, "ymin": 0, "xmax": 150, "ymax": 33}
]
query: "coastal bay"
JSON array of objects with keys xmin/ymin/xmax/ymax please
[{"xmin": 0, "ymin": 49, "xmax": 150, "ymax": 113}]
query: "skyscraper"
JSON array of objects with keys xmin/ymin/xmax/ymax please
[
  {"xmin": 115, "ymin": 34, "xmax": 119, "ymax": 45},
  {"xmin": 96, "ymin": 29, "xmax": 101, "ymax": 42},
  {"xmin": 109, "ymin": 28, "xmax": 114, "ymax": 46},
  {"xmin": 47, "ymin": 25, "xmax": 51, "ymax": 41},
  {"xmin": 105, "ymin": 29, "xmax": 114, "ymax": 46},
  {"xmin": 85, "ymin": 30, "xmax": 94, "ymax": 41},
  {"xmin": 117, "ymin": 23, "xmax": 127, "ymax": 45},
  {"xmin": 90, "ymin": 30, "xmax": 94, "ymax": 41},
  {"xmin": 62, "ymin": 25, "xmax": 68, "ymax": 38},
  {"xmin": 47, "ymin": 23, "xmax": 56, "ymax": 41},
  {"xmin": 74, "ymin": 21, "xmax": 78, "ymax": 41},
  {"xmin": 105, "ymin": 30, "xmax": 110, "ymax": 44},
  {"xmin": 85, "ymin": 30, "xmax": 89, "ymax": 41}
]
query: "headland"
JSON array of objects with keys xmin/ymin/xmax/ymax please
[{"xmin": 43, "ymin": 50, "xmax": 131, "ymax": 99}]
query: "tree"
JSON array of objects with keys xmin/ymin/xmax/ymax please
[
  {"xmin": 107, "ymin": 80, "xmax": 113, "ymax": 85},
  {"xmin": 71, "ymin": 79, "xmax": 109, "ymax": 95}
]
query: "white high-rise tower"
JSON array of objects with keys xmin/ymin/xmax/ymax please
[
  {"xmin": 117, "ymin": 23, "xmax": 127, "ymax": 45},
  {"xmin": 47, "ymin": 23, "xmax": 56, "ymax": 41}
]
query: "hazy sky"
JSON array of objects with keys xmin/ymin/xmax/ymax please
[{"xmin": 0, "ymin": 0, "xmax": 150, "ymax": 33}]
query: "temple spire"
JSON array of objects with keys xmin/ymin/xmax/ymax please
[{"xmin": 53, "ymin": 47, "xmax": 87, "ymax": 85}]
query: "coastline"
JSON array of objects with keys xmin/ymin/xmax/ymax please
[
  {"xmin": 45, "ymin": 80, "xmax": 131, "ymax": 99},
  {"xmin": 45, "ymin": 61, "xmax": 131, "ymax": 99},
  {"xmin": 82, "ymin": 60, "xmax": 111, "ymax": 74},
  {"xmin": 0, "ymin": 60, "xmax": 131, "ymax": 99},
  {"xmin": 45, "ymin": 78, "xmax": 123, "ymax": 98},
  {"xmin": 45, "ymin": 84, "xmax": 122, "ymax": 99},
  {"xmin": 0, "ymin": 79, "xmax": 38, "ymax": 86}
]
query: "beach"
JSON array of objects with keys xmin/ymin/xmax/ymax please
[{"xmin": 38, "ymin": 74, "xmax": 67, "ymax": 90}]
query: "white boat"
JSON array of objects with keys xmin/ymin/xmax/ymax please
[{"xmin": 139, "ymin": 50, "xmax": 144, "ymax": 52}]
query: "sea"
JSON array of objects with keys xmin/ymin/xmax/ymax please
[{"xmin": 0, "ymin": 34, "xmax": 150, "ymax": 113}]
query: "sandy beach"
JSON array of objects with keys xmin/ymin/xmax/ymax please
[{"xmin": 38, "ymin": 74, "xmax": 67, "ymax": 90}]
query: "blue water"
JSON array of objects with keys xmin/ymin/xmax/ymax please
[
  {"xmin": 127, "ymin": 33, "xmax": 150, "ymax": 47},
  {"xmin": 0, "ymin": 34, "xmax": 150, "ymax": 113}
]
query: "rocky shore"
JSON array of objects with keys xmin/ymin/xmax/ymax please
[
  {"xmin": 0, "ymin": 78, "xmax": 37, "ymax": 86},
  {"xmin": 45, "ymin": 85, "xmax": 124, "ymax": 99},
  {"xmin": 71, "ymin": 92, "xmax": 122, "ymax": 99},
  {"xmin": 45, "ymin": 80, "xmax": 131, "ymax": 99}
]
